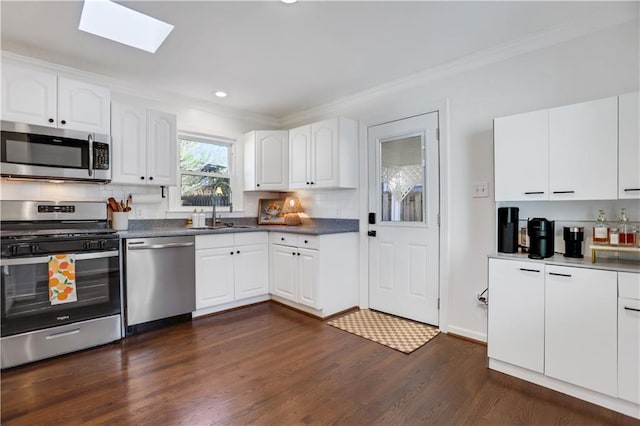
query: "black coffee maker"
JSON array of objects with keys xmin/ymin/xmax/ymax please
[{"xmin": 528, "ymin": 218, "xmax": 555, "ymax": 259}]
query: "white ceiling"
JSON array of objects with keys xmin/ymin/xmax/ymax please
[{"xmin": 1, "ymin": 1, "xmax": 637, "ymax": 120}]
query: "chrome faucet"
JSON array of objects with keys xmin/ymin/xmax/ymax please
[{"xmin": 211, "ymin": 181, "xmax": 232, "ymax": 228}]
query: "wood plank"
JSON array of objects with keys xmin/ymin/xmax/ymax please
[{"xmin": 1, "ymin": 303, "xmax": 636, "ymax": 425}]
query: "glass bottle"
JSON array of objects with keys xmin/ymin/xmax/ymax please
[
  {"xmin": 609, "ymin": 227, "xmax": 619, "ymax": 246},
  {"xmin": 618, "ymin": 208, "xmax": 634, "ymax": 246},
  {"xmin": 593, "ymin": 210, "xmax": 610, "ymax": 245}
]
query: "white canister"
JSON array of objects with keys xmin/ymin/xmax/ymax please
[{"xmin": 111, "ymin": 212, "xmax": 129, "ymax": 231}]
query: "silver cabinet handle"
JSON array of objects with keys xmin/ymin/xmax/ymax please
[
  {"xmin": 46, "ymin": 328, "xmax": 80, "ymax": 339},
  {"xmin": 128, "ymin": 242, "xmax": 194, "ymax": 250},
  {"xmin": 548, "ymin": 272, "xmax": 572, "ymax": 277},
  {"xmin": 519, "ymin": 268, "xmax": 540, "ymax": 273},
  {"xmin": 87, "ymin": 133, "xmax": 93, "ymax": 177},
  {"xmin": 624, "ymin": 307, "xmax": 640, "ymax": 312}
]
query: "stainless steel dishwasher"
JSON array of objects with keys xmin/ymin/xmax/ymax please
[{"xmin": 124, "ymin": 236, "xmax": 195, "ymax": 334}]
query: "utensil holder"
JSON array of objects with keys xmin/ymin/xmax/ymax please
[{"xmin": 111, "ymin": 212, "xmax": 129, "ymax": 231}]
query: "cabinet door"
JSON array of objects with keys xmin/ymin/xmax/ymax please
[
  {"xmin": 619, "ymin": 92, "xmax": 640, "ymax": 199},
  {"xmin": 270, "ymin": 244, "xmax": 297, "ymax": 301},
  {"xmin": 494, "ymin": 110, "xmax": 549, "ymax": 201},
  {"xmin": 487, "ymin": 259, "xmax": 544, "ymax": 373},
  {"xmin": 289, "ymin": 124, "xmax": 311, "ymax": 189},
  {"xmin": 57, "ymin": 77, "xmax": 110, "ymax": 134},
  {"xmin": 195, "ymin": 248, "xmax": 235, "ymax": 309},
  {"xmin": 110, "ymin": 102, "xmax": 147, "ymax": 184},
  {"xmin": 255, "ymin": 130, "xmax": 288, "ymax": 190},
  {"xmin": 1, "ymin": 64, "xmax": 57, "ymax": 127},
  {"xmin": 312, "ymin": 118, "xmax": 339, "ymax": 188},
  {"xmin": 235, "ymin": 243, "xmax": 268, "ymax": 299},
  {"xmin": 297, "ymin": 248, "xmax": 320, "ymax": 309},
  {"xmin": 146, "ymin": 110, "xmax": 177, "ymax": 186},
  {"xmin": 619, "ymin": 296, "xmax": 640, "ymax": 404},
  {"xmin": 549, "ymin": 97, "xmax": 618, "ymax": 200},
  {"xmin": 545, "ymin": 265, "xmax": 617, "ymax": 396}
]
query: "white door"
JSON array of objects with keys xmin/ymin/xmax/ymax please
[
  {"xmin": 146, "ymin": 109, "xmax": 177, "ymax": 186},
  {"xmin": 619, "ymin": 91, "xmax": 640, "ymax": 199},
  {"xmin": 312, "ymin": 118, "xmax": 339, "ymax": 188},
  {"xmin": 235, "ymin": 243, "xmax": 269, "ymax": 299},
  {"xmin": 111, "ymin": 102, "xmax": 147, "ymax": 184},
  {"xmin": 549, "ymin": 96, "xmax": 618, "ymax": 200},
  {"xmin": 368, "ymin": 112, "xmax": 439, "ymax": 325},
  {"xmin": 1, "ymin": 63, "xmax": 57, "ymax": 127},
  {"xmin": 57, "ymin": 77, "xmax": 110, "ymax": 134},
  {"xmin": 195, "ymin": 248, "xmax": 235, "ymax": 309},
  {"xmin": 289, "ymin": 124, "xmax": 311, "ymax": 189},
  {"xmin": 256, "ymin": 130, "xmax": 288, "ymax": 190}
]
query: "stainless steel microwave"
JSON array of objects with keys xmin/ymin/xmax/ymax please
[{"xmin": 1, "ymin": 121, "xmax": 111, "ymax": 183}]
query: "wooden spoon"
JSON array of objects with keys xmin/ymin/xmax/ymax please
[{"xmin": 108, "ymin": 197, "xmax": 120, "ymax": 212}]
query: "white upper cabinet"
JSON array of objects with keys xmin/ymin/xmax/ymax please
[
  {"xmin": 111, "ymin": 101, "xmax": 176, "ymax": 186},
  {"xmin": 1, "ymin": 63, "xmax": 110, "ymax": 133},
  {"xmin": 289, "ymin": 124, "xmax": 312, "ymax": 189},
  {"xmin": 244, "ymin": 130, "xmax": 288, "ymax": 191},
  {"xmin": 494, "ymin": 110, "xmax": 549, "ymax": 201},
  {"xmin": 549, "ymin": 96, "xmax": 618, "ymax": 200},
  {"xmin": 288, "ymin": 117, "xmax": 358, "ymax": 189},
  {"xmin": 619, "ymin": 91, "xmax": 640, "ymax": 199},
  {"xmin": 1, "ymin": 64, "xmax": 57, "ymax": 127},
  {"xmin": 57, "ymin": 77, "xmax": 110, "ymax": 134},
  {"xmin": 146, "ymin": 110, "xmax": 177, "ymax": 186}
]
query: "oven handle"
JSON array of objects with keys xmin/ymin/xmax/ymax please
[
  {"xmin": 0, "ymin": 251, "xmax": 118, "ymax": 266},
  {"xmin": 88, "ymin": 133, "xmax": 94, "ymax": 177}
]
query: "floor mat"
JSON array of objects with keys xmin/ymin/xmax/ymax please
[{"xmin": 327, "ymin": 309, "xmax": 440, "ymax": 353}]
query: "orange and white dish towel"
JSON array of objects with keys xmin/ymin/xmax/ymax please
[{"xmin": 49, "ymin": 254, "xmax": 77, "ymax": 305}]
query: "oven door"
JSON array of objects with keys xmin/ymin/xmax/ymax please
[{"xmin": 1, "ymin": 251, "xmax": 120, "ymax": 337}]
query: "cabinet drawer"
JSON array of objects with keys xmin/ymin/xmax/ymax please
[
  {"xmin": 196, "ymin": 234, "xmax": 234, "ymax": 250},
  {"xmin": 297, "ymin": 235, "xmax": 319, "ymax": 250},
  {"xmin": 619, "ymin": 272, "xmax": 640, "ymax": 300},
  {"xmin": 270, "ymin": 232, "xmax": 297, "ymax": 247},
  {"xmin": 234, "ymin": 232, "xmax": 268, "ymax": 246}
]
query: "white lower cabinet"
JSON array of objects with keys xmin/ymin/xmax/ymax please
[
  {"xmin": 488, "ymin": 259, "xmax": 544, "ymax": 373},
  {"xmin": 269, "ymin": 232, "xmax": 357, "ymax": 317},
  {"xmin": 544, "ymin": 265, "xmax": 618, "ymax": 397},
  {"xmin": 618, "ymin": 272, "xmax": 640, "ymax": 404},
  {"xmin": 195, "ymin": 233, "xmax": 268, "ymax": 310}
]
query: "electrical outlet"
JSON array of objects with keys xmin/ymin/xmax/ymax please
[
  {"xmin": 135, "ymin": 208, "xmax": 143, "ymax": 218},
  {"xmin": 472, "ymin": 181, "xmax": 489, "ymax": 198}
]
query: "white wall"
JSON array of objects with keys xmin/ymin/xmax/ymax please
[{"xmin": 282, "ymin": 21, "xmax": 640, "ymax": 341}]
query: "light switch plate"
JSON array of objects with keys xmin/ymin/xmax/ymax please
[{"xmin": 472, "ymin": 181, "xmax": 489, "ymax": 198}]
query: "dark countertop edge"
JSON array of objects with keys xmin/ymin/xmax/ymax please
[
  {"xmin": 117, "ymin": 225, "xmax": 359, "ymax": 239},
  {"xmin": 488, "ymin": 252, "xmax": 640, "ymax": 274}
]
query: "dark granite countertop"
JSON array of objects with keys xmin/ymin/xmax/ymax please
[{"xmin": 116, "ymin": 218, "xmax": 359, "ymax": 239}]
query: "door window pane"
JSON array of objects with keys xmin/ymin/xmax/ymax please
[{"xmin": 380, "ymin": 135, "xmax": 424, "ymax": 222}]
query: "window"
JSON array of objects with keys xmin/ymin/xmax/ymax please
[{"xmin": 178, "ymin": 134, "xmax": 232, "ymax": 209}]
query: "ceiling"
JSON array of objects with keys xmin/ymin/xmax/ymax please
[{"xmin": 1, "ymin": 1, "xmax": 636, "ymax": 120}]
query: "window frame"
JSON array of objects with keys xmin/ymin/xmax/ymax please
[{"xmin": 169, "ymin": 131, "xmax": 241, "ymax": 213}]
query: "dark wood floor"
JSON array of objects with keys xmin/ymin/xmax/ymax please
[{"xmin": 1, "ymin": 303, "xmax": 637, "ymax": 425}]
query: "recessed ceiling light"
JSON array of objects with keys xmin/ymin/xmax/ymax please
[
  {"xmin": 79, "ymin": 0, "xmax": 174, "ymax": 54},
  {"xmin": 281, "ymin": 0, "xmax": 297, "ymax": 4},
  {"xmin": 215, "ymin": 91, "xmax": 228, "ymax": 98}
]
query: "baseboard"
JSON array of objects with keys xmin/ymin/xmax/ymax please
[
  {"xmin": 448, "ymin": 331, "xmax": 486, "ymax": 346},
  {"xmin": 447, "ymin": 325, "xmax": 487, "ymax": 343},
  {"xmin": 489, "ymin": 358, "xmax": 640, "ymax": 420},
  {"xmin": 192, "ymin": 295, "xmax": 271, "ymax": 318}
]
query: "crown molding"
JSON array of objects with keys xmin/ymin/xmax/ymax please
[
  {"xmin": 0, "ymin": 51, "xmax": 281, "ymax": 128},
  {"xmin": 280, "ymin": 12, "xmax": 638, "ymax": 128}
]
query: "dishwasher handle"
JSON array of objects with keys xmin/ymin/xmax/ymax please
[{"xmin": 127, "ymin": 242, "xmax": 194, "ymax": 250}]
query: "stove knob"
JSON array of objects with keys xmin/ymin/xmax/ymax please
[
  {"xmin": 98, "ymin": 240, "xmax": 107, "ymax": 249},
  {"xmin": 83, "ymin": 241, "xmax": 91, "ymax": 250},
  {"xmin": 9, "ymin": 245, "xmax": 19, "ymax": 255},
  {"xmin": 30, "ymin": 243, "xmax": 39, "ymax": 254}
]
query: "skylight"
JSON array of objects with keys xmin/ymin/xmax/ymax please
[{"xmin": 79, "ymin": 0, "xmax": 174, "ymax": 54}]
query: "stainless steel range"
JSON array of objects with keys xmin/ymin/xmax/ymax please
[{"xmin": 0, "ymin": 201, "xmax": 122, "ymax": 368}]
